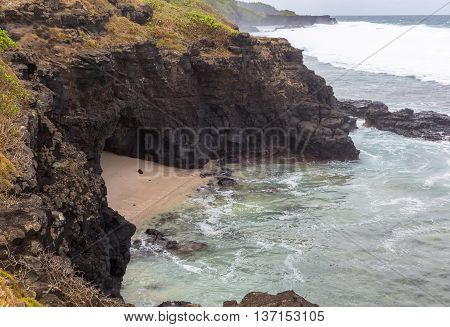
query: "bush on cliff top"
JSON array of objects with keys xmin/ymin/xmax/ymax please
[{"xmin": 0, "ymin": 58, "xmax": 28, "ymax": 206}]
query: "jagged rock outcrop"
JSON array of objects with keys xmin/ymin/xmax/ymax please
[
  {"xmin": 0, "ymin": 79, "xmax": 136, "ymax": 302},
  {"xmin": 339, "ymin": 100, "xmax": 450, "ymax": 141},
  {"xmin": 0, "ymin": 0, "xmax": 152, "ymax": 32},
  {"xmin": 223, "ymin": 291, "xmax": 318, "ymax": 307}
]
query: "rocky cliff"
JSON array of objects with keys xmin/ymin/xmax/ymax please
[
  {"xmin": 207, "ymin": 0, "xmax": 337, "ymax": 31},
  {"xmin": 0, "ymin": 0, "xmax": 358, "ymax": 305},
  {"xmin": 263, "ymin": 15, "xmax": 337, "ymax": 27}
]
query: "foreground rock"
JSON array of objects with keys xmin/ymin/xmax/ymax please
[
  {"xmin": 157, "ymin": 291, "xmax": 317, "ymax": 307},
  {"xmin": 224, "ymin": 291, "xmax": 318, "ymax": 307},
  {"xmin": 159, "ymin": 301, "xmax": 201, "ymax": 307},
  {"xmin": 339, "ymin": 100, "xmax": 450, "ymax": 141}
]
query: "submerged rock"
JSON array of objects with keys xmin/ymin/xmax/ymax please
[
  {"xmin": 223, "ymin": 291, "xmax": 318, "ymax": 307},
  {"xmin": 178, "ymin": 242, "xmax": 208, "ymax": 254}
]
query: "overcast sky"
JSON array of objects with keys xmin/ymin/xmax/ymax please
[{"xmin": 239, "ymin": 0, "xmax": 450, "ymax": 16}]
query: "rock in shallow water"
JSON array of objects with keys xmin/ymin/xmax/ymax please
[
  {"xmin": 217, "ymin": 177, "xmax": 238, "ymax": 187},
  {"xmin": 223, "ymin": 291, "xmax": 318, "ymax": 307},
  {"xmin": 156, "ymin": 291, "xmax": 317, "ymax": 307}
]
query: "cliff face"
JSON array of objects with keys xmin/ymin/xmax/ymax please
[
  {"xmin": 1, "ymin": 0, "xmax": 357, "ymax": 305},
  {"xmin": 0, "ymin": 76, "xmax": 136, "ymax": 299},
  {"xmin": 207, "ymin": 0, "xmax": 337, "ymax": 31},
  {"xmin": 23, "ymin": 35, "xmax": 358, "ymax": 171},
  {"xmin": 263, "ymin": 15, "xmax": 337, "ymax": 27}
]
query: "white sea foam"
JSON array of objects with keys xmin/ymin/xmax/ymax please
[{"xmin": 256, "ymin": 22, "xmax": 450, "ymax": 85}]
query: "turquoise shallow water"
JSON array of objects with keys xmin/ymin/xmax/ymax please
[
  {"xmin": 122, "ymin": 124, "xmax": 450, "ymax": 306},
  {"xmin": 122, "ymin": 18, "xmax": 450, "ymax": 307}
]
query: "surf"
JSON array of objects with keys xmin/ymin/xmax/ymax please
[{"xmin": 256, "ymin": 21, "xmax": 450, "ymax": 85}]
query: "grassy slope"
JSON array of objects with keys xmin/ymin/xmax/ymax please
[
  {"xmin": 139, "ymin": 0, "xmax": 238, "ymax": 51},
  {"xmin": 0, "ymin": 30, "xmax": 28, "ymax": 206},
  {"xmin": 7, "ymin": 0, "xmax": 238, "ymax": 53}
]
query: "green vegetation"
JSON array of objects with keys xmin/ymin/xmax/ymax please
[
  {"xmin": 279, "ymin": 9, "xmax": 297, "ymax": 16},
  {"xmin": 83, "ymin": 0, "xmax": 238, "ymax": 51},
  {"xmin": 0, "ymin": 59, "xmax": 28, "ymax": 205},
  {"xmin": 0, "ymin": 269, "xmax": 43, "ymax": 307},
  {"xmin": 0, "ymin": 29, "xmax": 16, "ymax": 52},
  {"xmin": 141, "ymin": 0, "xmax": 238, "ymax": 51}
]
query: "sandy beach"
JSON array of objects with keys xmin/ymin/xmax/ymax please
[{"xmin": 101, "ymin": 152, "xmax": 207, "ymax": 226}]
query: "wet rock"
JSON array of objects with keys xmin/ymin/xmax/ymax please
[
  {"xmin": 218, "ymin": 168, "xmax": 233, "ymax": 177},
  {"xmin": 338, "ymin": 99, "xmax": 389, "ymax": 119},
  {"xmin": 200, "ymin": 172, "xmax": 216, "ymax": 178},
  {"xmin": 365, "ymin": 108, "xmax": 450, "ymax": 141},
  {"xmin": 217, "ymin": 177, "xmax": 237, "ymax": 187},
  {"xmin": 158, "ymin": 301, "xmax": 201, "ymax": 307},
  {"xmin": 223, "ymin": 291, "xmax": 318, "ymax": 307},
  {"xmin": 144, "ymin": 229, "xmax": 166, "ymax": 242},
  {"xmin": 339, "ymin": 100, "xmax": 450, "ymax": 141}
]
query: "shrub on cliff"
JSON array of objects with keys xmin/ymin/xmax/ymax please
[
  {"xmin": 0, "ymin": 30, "xmax": 16, "ymax": 52},
  {"xmin": 0, "ymin": 59, "xmax": 29, "ymax": 206}
]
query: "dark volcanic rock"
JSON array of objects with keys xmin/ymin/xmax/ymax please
[
  {"xmin": 32, "ymin": 36, "xmax": 359, "ymax": 169},
  {"xmin": 158, "ymin": 301, "xmax": 201, "ymax": 307},
  {"xmin": 338, "ymin": 99, "xmax": 389, "ymax": 119},
  {"xmin": 0, "ymin": 102, "xmax": 136, "ymax": 301},
  {"xmin": 223, "ymin": 291, "xmax": 318, "ymax": 307},
  {"xmin": 217, "ymin": 177, "xmax": 238, "ymax": 187},
  {"xmin": 366, "ymin": 108, "xmax": 450, "ymax": 141},
  {"xmin": 339, "ymin": 100, "xmax": 450, "ymax": 141}
]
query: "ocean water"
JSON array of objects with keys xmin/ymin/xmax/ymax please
[{"xmin": 122, "ymin": 17, "xmax": 450, "ymax": 306}]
